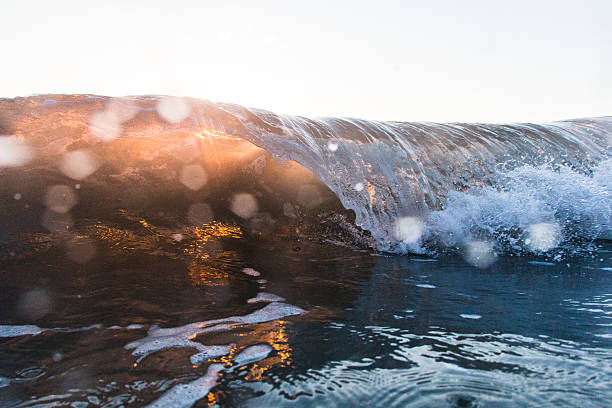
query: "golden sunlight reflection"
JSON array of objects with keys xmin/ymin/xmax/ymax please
[
  {"xmin": 91, "ymin": 224, "xmax": 158, "ymax": 252},
  {"xmin": 265, "ymin": 320, "xmax": 293, "ymax": 368},
  {"xmin": 195, "ymin": 222, "xmax": 242, "ymax": 239},
  {"xmin": 207, "ymin": 392, "xmax": 217, "ymax": 407},
  {"xmin": 187, "ymin": 261, "xmax": 228, "ymax": 287}
]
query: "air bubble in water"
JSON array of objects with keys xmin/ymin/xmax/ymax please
[
  {"xmin": 393, "ymin": 217, "xmax": 424, "ymax": 244},
  {"xmin": 13, "ymin": 193, "xmax": 22, "ymax": 200},
  {"xmin": 0, "ymin": 136, "xmax": 33, "ymax": 168},
  {"xmin": 230, "ymin": 193, "xmax": 258, "ymax": 219},
  {"xmin": 179, "ymin": 164, "xmax": 207, "ymax": 190},
  {"xmin": 156, "ymin": 96, "xmax": 191, "ymax": 123},
  {"xmin": 59, "ymin": 149, "xmax": 100, "ymax": 180},
  {"xmin": 44, "ymin": 185, "xmax": 77, "ymax": 213},
  {"xmin": 524, "ymin": 223, "xmax": 561, "ymax": 252}
]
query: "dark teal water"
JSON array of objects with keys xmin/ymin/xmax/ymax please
[{"xmin": 0, "ymin": 215, "xmax": 610, "ymax": 407}]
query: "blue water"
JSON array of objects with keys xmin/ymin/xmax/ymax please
[{"xmin": 0, "ymin": 228, "xmax": 610, "ymax": 407}]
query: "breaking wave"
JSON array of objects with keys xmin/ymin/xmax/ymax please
[{"xmin": 0, "ymin": 94, "xmax": 610, "ymax": 257}]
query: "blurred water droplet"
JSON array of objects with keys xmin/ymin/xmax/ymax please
[
  {"xmin": 59, "ymin": 149, "xmax": 100, "ymax": 180},
  {"xmin": 89, "ymin": 111, "xmax": 121, "ymax": 141},
  {"xmin": 464, "ymin": 241, "xmax": 497, "ymax": 268},
  {"xmin": 65, "ymin": 237, "xmax": 96, "ymax": 264},
  {"xmin": 327, "ymin": 141, "xmax": 339, "ymax": 152},
  {"xmin": 13, "ymin": 193, "xmax": 22, "ymax": 200},
  {"xmin": 393, "ymin": 217, "xmax": 424, "ymax": 244},
  {"xmin": 156, "ymin": 97, "xmax": 191, "ymax": 123},
  {"xmin": 524, "ymin": 223, "xmax": 561, "ymax": 252},
  {"xmin": 106, "ymin": 99, "xmax": 138, "ymax": 122},
  {"xmin": 283, "ymin": 202, "xmax": 297, "ymax": 218},
  {"xmin": 42, "ymin": 210, "xmax": 74, "ymax": 232},
  {"xmin": 0, "ymin": 136, "xmax": 33, "ymax": 168},
  {"xmin": 297, "ymin": 184, "xmax": 323, "ymax": 209},
  {"xmin": 44, "ymin": 185, "xmax": 77, "ymax": 213},
  {"xmin": 230, "ymin": 193, "xmax": 258, "ymax": 219},
  {"xmin": 18, "ymin": 288, "xmax": 53, "ymax": 320},
  {"xmin": 179, "ymin": 164, "xmax": 207, "ymax": 190},
  {"xmin": 188, "ymin": 203, "xmax": 213, "ymax": 225}
]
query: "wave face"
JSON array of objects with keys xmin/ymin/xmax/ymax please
[{"xmin": 1, "ymin": 95, "xmax": 610, "ymax": 255}]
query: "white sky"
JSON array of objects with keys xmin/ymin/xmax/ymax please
[{"xmin": 1, "ymin": 0, "xmax": 611, "ymax": 122}]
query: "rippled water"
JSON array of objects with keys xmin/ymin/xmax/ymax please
[{"xmin": 0, "ymin": 215, "xmax": 610, "ymax": 407}]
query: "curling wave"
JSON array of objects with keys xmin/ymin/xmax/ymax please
[{"xmin": 0, "ymin": 94, "xmax": 610, "ymax": 256}]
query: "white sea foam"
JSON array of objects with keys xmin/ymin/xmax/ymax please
[
  {"xmin": 234, "ymin": 344, "xmax": 273, "ymax": 365},
  {"xmin": 422, "ymin": 160, "xmax": 612, "ymax": 255},
  {"xmin": 190, "ymin": 345, "xmax": 235, "ymax": 365},
  {"xmin": 146, "ymin": 364, "xmax": 223, "ymax": 408},
  {"xmin": 242, "ymin": 267, "xmax": 261, "ymax": 277},
  {"xmin": 460, "ymin": 314, "xmax": 482, "ymax": 320},
  {"xmin": 125, "ymin": 302, "xmax": 305, "ymax": 362},
  {"xmin": 0, "ymin": 323, "xmax": 104, "ymax": 338},
  {"xmin": 0, "ymin": 325, "xmax": 45, "ymax": 337},
  {"xmin": 247, "ymin": 292, "xmax": 285, "ymax": 303}
]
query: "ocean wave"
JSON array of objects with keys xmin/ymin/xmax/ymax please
[{"xmin": 0, "ymin": 94, "xmax": 609, "ymax": 257}]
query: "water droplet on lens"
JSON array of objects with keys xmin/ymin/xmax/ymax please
[
  {"xmin": 230, "ymin": 193, "xmax": 258, "ymax": 219},
  {"xmin": 179, "ymin": 164, "xmax": 207, "ymax": 190},
  {"xmin": 44, "ymin": 185, "xmax": 77, "ymax": 213},
  {"xmin": 524, "ymin": 222, "xmax": 561, "ymax": 252},
  {"xmin": 464, "ymin": 241, "xmax": 497, "ymax": 269},
  {"xmin": 59, "ymin": 149, "xmax": 100, "ymax": 180},
  {"xmin": 156, "ymin": 96, "xmax": 192, "ymax": 123},
  {"xmin": 393, "ymin": 217, "xmax": 424, "ymax": 244},
  {"xmin": 0, "ymin": 136, "xmax": 33, "ymax": 168}
]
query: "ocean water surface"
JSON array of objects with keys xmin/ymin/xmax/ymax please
[{"xmin": 0, "ymin": 95, "xmax": 610, "ymax": 407}]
